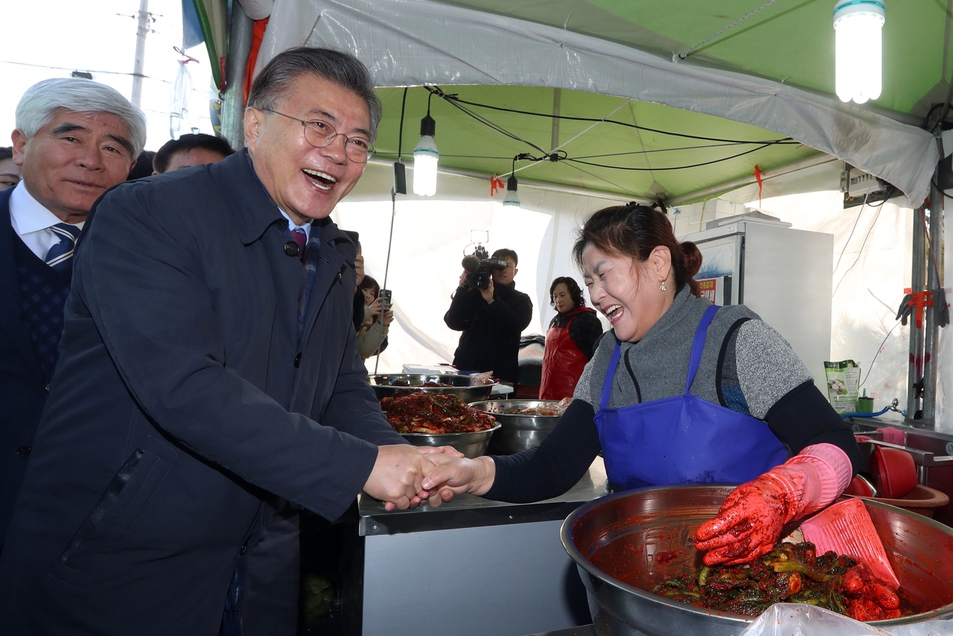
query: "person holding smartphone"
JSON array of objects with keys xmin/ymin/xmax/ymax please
[{"xmin": 356, "ymin": 275, "xmax": 392, "ymax": 360}]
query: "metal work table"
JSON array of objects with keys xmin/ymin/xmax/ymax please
[{"xmin": 356, "ymin": 458, "xmax": 608, "ymax": 636}]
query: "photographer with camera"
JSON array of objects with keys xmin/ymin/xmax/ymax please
[{"xmin": 444, "ymin": 247, "xmax": 533, "ymax": 384}]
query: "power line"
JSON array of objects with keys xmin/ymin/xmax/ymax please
[{"xmin": 0, "ymin": 59, "xmax": 172, "ymax": 84}]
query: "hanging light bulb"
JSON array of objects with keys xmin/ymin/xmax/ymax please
[
  {"xmin": 502, "ymin": 175, "xmax": 520, "ymax": 207},
  {"xmin": 413, "ymin": 113, "xmax": 438, "ymax": 196},
  {"xmin": 833, "ymin": 0, "xmax": 886, "ymax": 104}
]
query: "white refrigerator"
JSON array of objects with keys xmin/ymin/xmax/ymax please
[{"xmin": 682, "ymin": 217, "xmax": 833, "ymax": 387}]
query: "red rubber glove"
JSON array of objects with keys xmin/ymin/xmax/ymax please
[{"xmin": 694, "ymin": 444, "xmax": 852, "ymax": 566}]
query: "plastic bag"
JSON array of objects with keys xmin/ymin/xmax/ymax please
[{"xmin": 739, "ymin": 604, "xmax": 953, "ymax": 636}]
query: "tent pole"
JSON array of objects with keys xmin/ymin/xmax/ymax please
[
  {"xmin": 907, "ymin": 205, "xmax": 928, "ymax": 426},
  {"xmin": 921, "ymin": 183, "xmax": 943, "ymax": 426},
  {"xmin": 221, "ymin": 2, "xmax": 253, "ymax": 149}
]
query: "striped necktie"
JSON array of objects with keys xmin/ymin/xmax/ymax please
[{"xmin": 45, "ymin": 223, "xmax": 81, "ymax": 273}]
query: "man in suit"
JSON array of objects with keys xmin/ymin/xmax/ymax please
[
  {"xmin": 0, "ymin": 78, "xmax": 145, "ymax": 551},
  {"xmin": 0, "ymin": 47, "xmax": 447, "ymax": 635}
]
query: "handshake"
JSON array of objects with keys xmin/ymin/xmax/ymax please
[{"xmin": 362, "ymin": 444, "xmax": 496, "ymax": 510}]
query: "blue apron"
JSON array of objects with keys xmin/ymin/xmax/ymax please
[{"xmin": 594, "ymin": 304, "xmax": 789, "ymax": 491}]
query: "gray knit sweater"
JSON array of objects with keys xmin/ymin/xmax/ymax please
[{"xmin": 574, "ymin": 286, "xmax": 810, "ymax": 419}]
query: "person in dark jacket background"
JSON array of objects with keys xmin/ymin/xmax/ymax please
[
  {"xmin": 444, "ymin": 247, "xmax": 533, "ymax": 384},
  {"xmin": 0, "ymin": 47, "xmax": 447, "ymax": 636}
]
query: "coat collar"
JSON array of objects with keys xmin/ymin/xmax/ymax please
[
  {"xmin": 209, "ymin": 149, "xmax": 286, "ymax": 246},
  {"xmin": 208, "ymin": 150, "xmax": 358, "ymax": 266}
]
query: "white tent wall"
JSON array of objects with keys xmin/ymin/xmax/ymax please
[
  {"xmin": 332, "ymin": 162, "xmax": 621, "ymax": 376},
  {"xmin": 675, "ymin": 192, "xmax": 914, "ymax": 425}
]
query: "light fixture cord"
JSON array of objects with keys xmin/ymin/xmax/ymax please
[
  {"xmin": 397, "ymin": 87, "xmax": 408, "ymax": 161},
  {"xmin": 374, "ymin": 185, "xmax": 399, "ymax": 376},
  {"xmin": 674, "ymin": 0, "xmax": 780, "ymax": 62}
]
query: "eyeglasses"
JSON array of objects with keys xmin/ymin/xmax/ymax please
[{"xmin": 262, "ymin": 108, "xmax": 374, "ymax": 163}]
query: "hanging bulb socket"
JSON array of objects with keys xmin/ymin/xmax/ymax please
[
  {"xmin": 502, "ymin": 175, "xmax": 520, "ymax": 207},
  {"xmin": 419, "ymin": 114, "xmax": 436, "ymax": 138}
]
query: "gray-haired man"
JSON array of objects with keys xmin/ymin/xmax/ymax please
[{"xmin": 0, "ymin": 77, "xmax": 145, "ymax": 551}]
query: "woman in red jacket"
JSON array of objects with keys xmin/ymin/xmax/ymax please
[{"xmin": 539, "ymin": 277, "xmax": 604, "ymax": 400}]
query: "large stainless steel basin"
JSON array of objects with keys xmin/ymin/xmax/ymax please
[
  {"xmin": 560, "ymin": 485, "xmax": 953, "ymax": 636},
  {"xmin": 367, "ymin": 373, "xmax": 495, "ymax": 403},
  {"xmin": 468, "ymin": 399, "xmax": 561, "ymax": 454}
]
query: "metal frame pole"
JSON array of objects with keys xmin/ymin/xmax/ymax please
[
  {"xmin": 907, "ymin": 204, "xmax": 927, "ymax": 426},
  {"xmin": 922, "ymin": 184, "xmax": 944, "ymax": 425}
]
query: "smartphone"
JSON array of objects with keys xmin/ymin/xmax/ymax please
[{"xmin": 379, "ymin": 289, "xmax": 392, "ymax": 308}]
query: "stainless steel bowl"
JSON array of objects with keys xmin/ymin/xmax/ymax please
[
  {"xmin": 560, "ymin": 485, "xmax": 953, "ymax": 636},
  {"xmin": 400, "ymin": 423, "xmax": 502, "ymax": 459},
  {"xmin": 469, "ymin": 400, "xmax": 562, "ymax": 455},
  {"xmin": 368, "ymin": 374, "xmax": 495, "ymax": 403}
]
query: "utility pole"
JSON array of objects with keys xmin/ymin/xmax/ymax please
[{"xmin": 131, "ymin": 0, "xmax": 150, "ymax": 107}]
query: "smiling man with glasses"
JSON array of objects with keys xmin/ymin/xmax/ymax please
[{"xmin": 0, "ymin": 47, "xmax": 450, "ymax": 636}]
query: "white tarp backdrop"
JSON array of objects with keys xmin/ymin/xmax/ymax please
[
  {"xmin": 256, "ymin": 0, "xmax": 938, "ymax": 206},
  {"xmin": 336, "ymin": 163, "xmax": 917, "ymax": 430},
  {"xmin": 333, "ymin": 163, "xmax": 620, "ymax": 376}
]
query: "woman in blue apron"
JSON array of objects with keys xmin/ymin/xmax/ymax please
[{"xmin": 426, "ymin": 203, "xmax": 861, "ymax": 567}]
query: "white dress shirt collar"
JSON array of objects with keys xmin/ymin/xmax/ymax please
[
  {"xmin": 9, "ymin": 181, "xmax": 85, "ymax": 235},
  {"xmin": 8, "ymin": 181, "xmax": 85, "ymax": 260},
  {"xmin": 278, "ymin": 208, "xmax": 311, "ymax": 241}
]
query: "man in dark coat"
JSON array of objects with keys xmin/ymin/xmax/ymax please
[
  {"xmin": 0, "ymin": 48, "xmax": 443, "ymax": 635},
  {"xmin": 0, "ymin": 78, "xmax": 145, "ymax": 552},
  {"xmin": 444, "ymin": 247, "xmax": 533, "ymax": 383}
]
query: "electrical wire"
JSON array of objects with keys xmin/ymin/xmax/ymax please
[
  {"xmin": 0, "ymin": 59, "xmax": 171, "ymax": 83},
  {"xmin": 566, "ymin": 143, "xmax": 775, "ymax": 171},
  {"xmin": 419, "ymin": 84, "xmax": 794, "ymax": 175},
  {"xmin": 832, "ymin": 203, "xmax": 882, "ymax": 298},
  {"xmin": 396, "ymin": 87, "xmax": 408, "ymax": 161},
  {"xmin": 832, "ymin": 197, "xmax": 868, "ymax": 279},
  {"xmin": 859, "ymin": 320, "xmax": 903, "ymax": 389},
  {"xmin": 379, "ymin": 137, "xmax": 796, "ymax": 163},
  {"xmin": 427, "ymin": 87, "xmax": 548, "ymax": 155},
  {"xmin": 437, "ymin": 90, "xmax": 794, "ymax": 146}
]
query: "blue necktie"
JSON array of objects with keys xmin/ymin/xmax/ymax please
[{"xmin": 45, "ymin": 223, "xmax": 81, "ymax": 272}]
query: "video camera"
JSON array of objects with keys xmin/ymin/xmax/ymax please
[{"xmin": 461, "ymin": 244, "xmax": 508, "ymax": 290}]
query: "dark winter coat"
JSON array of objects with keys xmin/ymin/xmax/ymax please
[
  {"xmin": 0, "ymin": 150, "xmax": 404, "ymax": 635},
  {"xmin": 444, "ymin": 280, "xmax": 533, "ymax": 382}
]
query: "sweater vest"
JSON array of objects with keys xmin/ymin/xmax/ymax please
[{"xmin": 14, "ymin": 235, "xmax": 72, "ymax": 380}]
